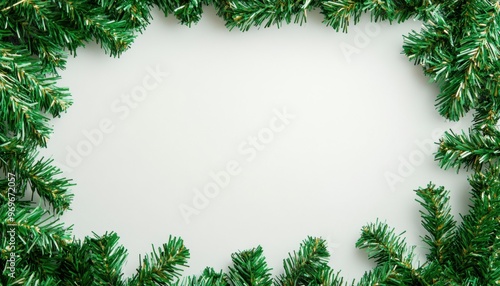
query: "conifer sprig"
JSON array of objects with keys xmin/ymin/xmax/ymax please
[
  {"xmin": 416, "ymin": 184, "xmax": 456, "ymax": 266},
  {"xmin": 355, "ymin": 220, "xmax": 425, "ymax": 285},
  {"xmin": 176, "ymin": 268, "xmax": 229, "ymax": 286},
  {"xmin": 436, "ymin": 129, "xmax": 500, "ymax": 172},
  {"xmin": 452, "ymin": 167, "xmax": 500, "ymax": 284},
  {"xmin": 215, "ymin": 0, "xmax": 315, "ymax": 31},
  {"xmin": 1, "ymin": 0, "xmax": 500, "ymax": 284},
  {"xmin": 227, "ymin": 246, "xmax": 273, "ymax": 286},
  {"xmin": 127, "ymin": 236, "xmax": 190, "ymax": 286},
  {"xmin": 276, "ymin": 236, "xmax": 332, "ymax": 286}
]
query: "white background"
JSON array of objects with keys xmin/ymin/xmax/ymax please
[{"xmin": 42, "ymin": 7, "xmax": 472, "ymax": 283}]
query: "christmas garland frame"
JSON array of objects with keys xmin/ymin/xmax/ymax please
[{"xmin": 1, "ymin": 1, "xmax": 500, "ymax": 285}]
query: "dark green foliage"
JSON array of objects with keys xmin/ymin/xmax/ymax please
[
  {"xmin": 0, "ymin": 204, "xmax": 72, "ymax": 285},
  {"xmin": 216, "ymin": 0, "xmax": 316, "ymax": 31},
  {"xmin": 355, "ymin": 221, "xmax": 424, "ymax": 285},
  {"xmin": 175, "ymin": 268, "xmax": 230, "ymax": 286},
  {"xmin": 153, "ymin": 0, "xmax": 205, "ymax": 25},
  {"xmin": 452, "ymin": 168, "xmax": 500, "ymax": 284},
  {"xmin": 276, "ymin": 237, "xmax": 336, "ymax": 286},
  {"xmin": 227, "ymin": 246, "xmax": 273, "ymax": 286},
  {"xmin": 1, "ymin": 0, "xmax": 500, "ymax": 285},
  {"xmin": 403, "ymin": 0, "xmax": 500, "ymax": 122},
  {"xmin": 416, "ymin": 184, "xmax": 456, "ymax": 266},
  {"xmin": 436, "ymin": 129, "xmax": 500, "ymax": 172},
  {"xmin": 127, "ymin": 236, "xmax": 190, "ymax": 285}
]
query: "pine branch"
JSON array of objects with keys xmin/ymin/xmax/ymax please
[
  {"xmin": 0, "ymin": 31, "xmax": 72, "ymax": 118},
  {"xmin": 0, "ymin": 65, "xmax": 53, "ymax": 148},
  {"xmin": 320, "ymin": 0, "xmax": 446, "ymax": 33},
  {"xmin": 436, "ymin": 129, "xmax": 500, "ymax": 172},
  {"xmin": 0, "ymin": 31, "xmax": 72, "ymax": 159},
  {"xmin": 227, "ymin": 246, "xmax": 273, "ymax": 286},
  {"xmin": 175, "ymin": 268, "xmax": 229, "ymax": 286},
  {"xmin": 360, "ymin": 0, "xmax": 398, "ymax": 23},
  {"xmin": 127, "ymin": 236, "xmax": 190, "ymax": 286},
  {"xmin": 320, "ymin": 0, "xmax": 365, "ymax": 32},
  {"xmin": 418, "ymin": 261, "xmax": 461, "ymax": 285},
  {"xmin": 216, "ymin": 0, "xmax": 316, "ymax": 31},
  {"xmin": 472, "ymin": 92, "xmax": 500, "ymax": 135},
  {"xmin": 435, "ymin": 1, "xmax": 500, "ymax": 121},
  {"xmin": 153, "ymin": 0, "xmax": 205, "ymax": 26},
  {"xmin": 452, "ymin": 167, "xmax": 500, "ymax": 283},
  {"xmin": 0, "ymin": 203, "xmax": 72, "ymax": 283},
  {"xmin": 57, "ymin": 237, "xmax": 95, "ymax": 285},
  {"xmin": 84, "ymin": 232, "xmax": 128, "ymax": 286},
  {"xmin": 0, "ymin": 1, "xmax": 499, "ymax": 284},
  {"xmin": 0, "ymin": 0, "xmax": 148, "ymax": 72},
  {"xmin": 403, "ymin": 10, "xmax": 455, "ymax": 83},
  {"xmin": 0, "ymin": 204, "xmax": 72, "ymax": 255},
  {"xmin": 484, "ymin": 235, "xmax": 500, "ymax": 285},
  {"xmin": 356, "ymin": 220, "xmax": 413, "ymax": 267},
  {"xmin": 0, "ymin": 0, "xmax": 83, "ymax": 70},
  {"xmin": 356, "ymin": 264, "xmax": 413, "ymax": 286},
  {"xmin": 21, "ymin": 249, "xmax": 62, "ymax": 283},
  {"xmin": 7, "ymin": 272, "xmax": 60, "ymax": 286},
  {"xmin": 98, "ymin": 0, "xmax": 153, "ymax": 30},
  {"xmin": 404, "ymin": 1, "xmax": 500, "ymax": 122},
  {"xmin": 12, "ymin": 150, "xmax": 74, "ymax": 214},
  {"xmin": 355, "ymin": 220, "xmax": 424, "ymax": 284},
  {"xmin": 275, "ymin": 236, "xmax": 333, "ymax": 286},
  {"xmin": 416, "ymin": 184, "xmax": 456, "ymax": 266},
  {"xmin": 311, "ymin": 268, "xmax": 344, "ymax": 286}
]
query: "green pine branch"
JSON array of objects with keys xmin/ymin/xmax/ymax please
[
  {"xmin": 356, "ymin": 220, "xmax": 414, "ymax": 269},
  {"xmin": 435, "ymin": 129, "xmax": 500, "ymax": 172},
  {"xmin": 320, "ymin": 0, "xmax": 365, "ymax": 32},
  {"xmin": 153, "ymin": 0, "xmax": 206, "ymax": 26},
  {"xmin": 0, "ymin": 204, "xmax": 72, "ymax": 254},
  {"xmin": 356, "ymin": 264, "xmax": 413, "ymax": 286},
  {"xmin": 85, "ymin": 232, "xmax": 128, "ymax": 286},
  {"xmin": 452, "ymin": 167, "xmax": 500, "ymax": 284},
  {"xmin": 472, "ymin": 92, "xmax": 500, "ymax": 135},
  {"xmin": 416, "ymin": 184, "xmax": 456, "ymax": 266},
  {"xmin": 227, "ymin": 246, "xmax": 273, "ymax": 286},
  {"xmin": 99, "ymin": 0, "xmax": 153, "ymax": 30},
  {"xmin": 175, "ymin": 268, "xmax": 229, "ymax": 286},
  {"xmin": 355, "ymin": 220, "xmax": 427, "ymax": 285},
  {"xmin": 435, "ymin": 1, "xmax": 500, "ymax": 121},
  {"xmin": 403, "ymin": 0, "xmax": 500, "ymax": 122},
  {"xmin": 320, "ymin": 0, "xmax": 448, "ymax": 33},
  {"xmin": 12, "ymin": 151, "xmax": 74, "ymax": 214},
  {"xmin": 7, "ymin": 272, "xmax": 60, "ymax": 286},
  {"xmin": 0, "ymin": 204, "xmax": 72, "ymax": 285},
  {"xmin": 127, "ymin": 236, "xmax": 190, "ymax": 286},
  {"xmin": 0, "ymin": 30, "xmax": 72, "ymax": 118},
  {"xmin": 1, "ymin": 0, "xmax": 500, "ymax": 285},
  {"xmin": 276, "ymin": 236, "xmax": 334, "ymax": 286},
  {"xmin": 216, "ymin": 0, "xmax": 316, "ymax": 31},
  {"xmin": 0, "ymin": 0, "xmax": 149, "ymax": 72}
]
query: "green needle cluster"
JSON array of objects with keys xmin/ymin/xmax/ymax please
[{"xmin": 1, "ymin": 0, "xmax": 499, "ymax": 285}]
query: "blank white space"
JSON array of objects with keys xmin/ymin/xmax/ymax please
[{"xmin": 43, "ymin": 7, "xmax": 471, "ymax": 282}]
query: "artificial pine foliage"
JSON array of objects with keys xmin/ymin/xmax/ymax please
[{"xmin": 1, "ymin": 0, "xmax": 500, "ymax": 285}]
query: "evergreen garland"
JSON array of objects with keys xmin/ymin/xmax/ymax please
[{"xmin": 1, "ymin": 0, "xmax": 499, "ymax": 285}]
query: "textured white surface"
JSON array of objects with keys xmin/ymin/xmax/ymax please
[{"xmin": 42, "ymin": 7, "xmax": 472, "ymax": 283}]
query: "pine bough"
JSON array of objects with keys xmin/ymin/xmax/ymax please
[{"xmin": 1, "ymin": 0, "xmax": 499, "ymax": 285}]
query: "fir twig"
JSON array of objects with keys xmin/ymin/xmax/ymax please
[
  {"xmin": 227, "ymin": 246, "xmax": 273, "ymax": 286},
  {"xmin": 355, "ymin": 220, "xmax": 424, "ymax": 284},
  {"xmin": 276, "ymin": 236, "xmax": 334, "ymax": 286},
  {"xmin": 128, "ymin": 236, "xmax": 190, "ymax": 286},
  {"xmin": 416, "ymin": 184, "xmax": 456, "ymax": 265},
  {"xmin": 452, "ymin": 167, "xmax": 500, "ymax": 284},
  {"xmin": 436, "ymin": 129, "xmax": 500, "ymax": 172}
]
